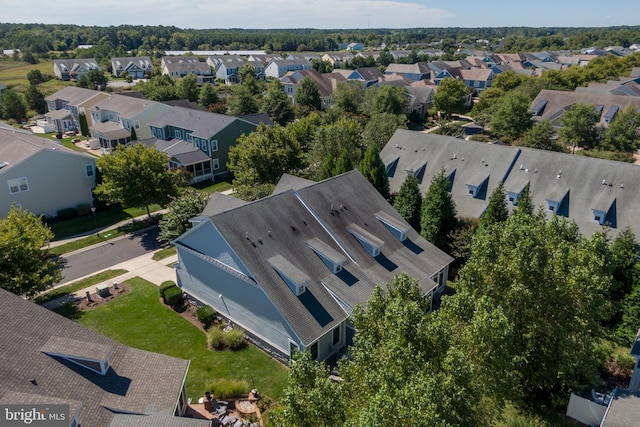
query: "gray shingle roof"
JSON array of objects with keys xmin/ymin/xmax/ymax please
[
  {"xmin": 44, "ymin": 86, "xmax": 103, "ymax": 104},
  {"xmin": 90, "ymin": 94, "xmax": 162, "ymax": 120},
  {"xmin": 601, "ymin": 389, "xmax": 640, "ymax": 427},
  {"xmin": 0, "ymin": 288, "xmax": 190, "ymax": 427},
  {"xmin": 201, "ymin": 192, "xmax": 248, "ymax": 217},
  {"xmin": 183, "ymin": 170, "xmax": 452, "ymax": 345},
  {"xmin": 149, "ymin": 107, "xmax": 241, "ymax": 140},
  {"xmin": 382, "ymin": 130, "xmax": 519, "ymax": 218}
]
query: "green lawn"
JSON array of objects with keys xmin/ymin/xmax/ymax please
[
  {"xmin": 68, "ymin": 278, "xmax": 289, "ymax": 401},
  {"xmin": 35, "ymin": 269, "xmax": 128, "ymax": 305},
  {"xmin": 152, "ymin": 246, "xmax": 177, "ymax": 261},
  {"xmin": 190, "ymin": 177, "xmax": 234, "ymax": 194},
  {"xmin": 47, "ymin": 204, "xmax": 162, "ymax": 241}
]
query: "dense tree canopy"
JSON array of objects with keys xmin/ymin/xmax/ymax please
[
  {"xmin": 601, "ymin": 105, "xmax": 640, "ymax": 153},
  {"xmin": 0, "ymin": 205, "xmax": 62, "ymax": 299},
  {"xmin": 559, "ymin": 103, "xmax": 599, "ymax": 153},
  {"xmin": 228, "ymin": 83, "xmax": 260, "ymax": 116},
  {"xmin": 489, "ymin": 91, "xmax": 533, "ymax": 140},
  {"xmin": 294, "ymin": 77, "xmax": 322, "ymax": 116},
  {"xmin": 261, "ymin": 79, "xmax": 294, "ymax": 126},
  {"xmin": 432, "ymin": 77, "xmax": 468, "ymax": 119},
  {"xmin": 95, "ymin": 144, "xmax": 187, "ymax": 217},
  {"xmin": 520, "ymin": 120, "xmax": 563, "ymax": 152}
]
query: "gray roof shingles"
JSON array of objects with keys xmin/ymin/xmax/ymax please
[{"xmin": 0, "ymin": 288, "xmax": 190, "ymax": 427}]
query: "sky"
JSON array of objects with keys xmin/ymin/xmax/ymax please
[{"xmin": 1, "ymin": 0, "xmax": 639, "ymax": 29}]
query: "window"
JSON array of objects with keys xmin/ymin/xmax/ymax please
[
  {"xmin": 134, "ymin": 120, "xmax": 140, "ymax": 129},
  {"xmin": 211, "ymin": 140, "xmax": 218, "ymax": 151},
  {"xmin": 186, "ymin": 133, "xmax": 192, "ymax": 142},
  {"xmin": 151, "ymin": 128, "xmax": 157, "ymax": 137},
  {"xmin": 85, "ymin": 164, "xmax": 94, "ymax": 177},
  {"xmin": 333, "ymin": 326, "xmax": 340, "ymax": 345},
  {"xmin": 175, "ymin": 130, "xmax": 182, "ymax": 139},
  {"xmin": 289, "ymin": 342, "xmax": 298, "ymax": 356},
  {"xmin": 310, "ymin": 342, "xmax": 318, "ymax": 360},
  {"xmin": 8, "ymin": 177, "xmax": 29, "ymax": 194},
  {"xmin": 213, "ymin": 158, "xmax": 220, "ymax": 170}
]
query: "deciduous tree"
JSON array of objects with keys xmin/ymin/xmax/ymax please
[
  {"xmin": 198, "ymin": 83, "xmax": 220, "ymax": 111},
  {"xmin": 362, "ymin": 112, "xmax": 404, "ymax": 150},
  {"xmin": 227, "ymin": 83, "xmax": 259, "ymax": 116},
  {"xmin": 178, "ymin": 73, "xmax": 199, "ymax": 102},
  {"xmin": 0, "ymin": 205, "xmax": 62, "ymax": 299},
  {"xmin": 294, "ymin": 77, "xmax": 321, "ymax": 116},
  {"xmin": 261, "ymin": 80, "xmax": 294, "ymax": 125},
  {"xmin": 601, "ymin": 105, "xmax": 640, "ymax": 153},
  {"xmin": 331, "ymin": 80, "xmax": 364, "ymax": 114},
  {"xmin": 159, "ymin": 188, "xmax": 209, "ymax": 242},
  {"xmin": 432, "ymin": 77, "xmax": 468, "ymax": 119},
  {"xmin": 95, "ymin": 144, "xmax": 187, "ymax": 218},
  {"xmin": 520, "ymin": 120, "xmax": 562, "ymax": 152},
  {"xmin": 489, "ymin": 92, "xmax": 533, "ymax": 140},
  {"xmin": 559, "ymin": 103, "xmax": 599, "ymax": 153},
  {"xmin": 24, "ymin": 84, "xmax": 46, "ymax": 114}
]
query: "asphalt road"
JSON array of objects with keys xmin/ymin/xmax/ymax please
[{"xmin": 58, "ymin": 227, "xmax": 162, "ymax": 284}]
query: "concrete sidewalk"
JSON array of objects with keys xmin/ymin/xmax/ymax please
[{"xmin": 42, "ymin": 252, "xmax": 179, "ymax": 310}]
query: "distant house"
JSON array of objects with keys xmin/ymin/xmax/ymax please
[
  {"xmin": 331, "ymin": 67, "xmax": 383, "ymax": 87},
  {"xmin": 173, "ymin": 170, "xmax": 453, "ymax": 362},
  {"xmin": 43, "ymin": 87, "xmax": 110, "ymax": 133},
  {"xmin": 148, "ymin": 107, "xmax": 258, "ymax": 181},
  {"xmin": 88, "ymin": 95, "xmax": 171, "ymax": 152},
  {"xmin": 264, "ymin": 58, "xmax": 312, "ymax": 79},
  {"xmin": 207, "ymin": 55, "xmax": 265, "ymax": 84},
  {"xmin": 346, "ymin": 42, "xmax": 364, "ymax": 51},
  {"xmin": 161, "ymin": 56, "xmax": 214, "ymax": 84},
  {"xmin": 53, "ymin": 58, "xmax": 101, "ymax": 81},
  {"xmin": 384, "ymin": 62, "xmax": 431, "ymax": 81},
  {"xmin": 406, "ymin": 80, "xmax": 437, "ymax": 119},
  {"xmin": 111, "ymin": 56, "xmax": 153, "ymax": 78},
  {"xmin": 0, "ymin": 126, "xmax": 96, "ymax": 218},
  {"xmin": 280, "ymin": 69, "xmax": 346, "ymax": 109},
  {"xmin": 434, "ymin": 68, "xmax": 494, "ymax": 92},
  {"xmin": 0, "ymin": 288, "xmax": 196, "ymax": 426},
  {"xmin": 321, "ymin": 52, "xmax": 355, "ymax": 67}
]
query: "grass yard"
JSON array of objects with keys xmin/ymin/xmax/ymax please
[
  {"xmin": 152, "ymin": 246, "xmax": 177, "ymax": 261},
  {"xmin": 191, "ymin": 177, "xmax": 234, "ymax": 194},
  {"xmin": 0, "ymin": 60, "xmax": 73, "ymax": 95},
  {"xmin": 69, "ymin": 277, "xmax": 289, "ymax": 401},
  {"xmin": 35, "ymin": 269, "xmax": 128, "ymax": 305}
]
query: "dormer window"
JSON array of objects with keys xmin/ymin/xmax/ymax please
[
  {"xmin": 375, "ymin": 211, "xmax": 410, "ymax": 241},
  {"xmin": 466, "ymin": 174, "xmax": 489, "ymax": 198},
  {"xmin": 545, "ymin": 189, "xmax": 568, "ymax": 216},
  {"xmin": 41, "ymin": 336, "xmax": 113, "ymax": 375},
  {"xmin": 591, "ymin": 197, "xmax": 615, "ymax": 226},
  {"xmin": 268, "ymin": 254, "xmax": 309, "ymax": 296},
  {"xmin": 348, "ymin": 224, "xmax": 384, "ymax": 257},
  {"xmin": 307, "ymin": 238, "xmax": 346, "ymax": 274}
]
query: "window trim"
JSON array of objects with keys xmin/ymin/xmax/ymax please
[
  {"xmin": 8, "ymin": 177, "xmax": 29, "ymax": 194},
  {"xmin": 85, "ymin": 164, "xmax": 95, "ymax": 177},
  {"xmin": 212, "ymin": 158, "xmax": 220, "ymax": 170}
]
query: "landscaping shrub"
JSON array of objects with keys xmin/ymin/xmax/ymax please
[
  {"xmin": 159, "ymin": 281, "xmax": 176, "ymax": 299},
  {"xmin": 207, "ymin": 327, "xmax": 224, "ymax": 349},
  {"xmin": 75, "ymin": 203, "xmax": 92, "ymax": 216},
  {"xmin": 205, "ymin": 379, "xmax": 249, "ymax": 399},
  {"xmin": 223, "ymin": 329, "xmax": 246, "ymax": 350},
  {"xmin": 196, "ymin": 305, "xmax": 216, "ymax": 326},
  {"xmin": 56, "ymin": 207, "xmax": 78, "ymax": 220},
  {"xmin": 163, "ymin": 285, "xmax": 183, "ymax": 306}
]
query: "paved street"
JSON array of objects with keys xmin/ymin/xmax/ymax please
[{"xmin": 59, "ymin": 226, "xmax": 162, "ymax": 284}]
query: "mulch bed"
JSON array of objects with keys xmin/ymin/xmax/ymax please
[{"xmin": 75, "ymin": 283, "xmax": 132, "ymax": 311}]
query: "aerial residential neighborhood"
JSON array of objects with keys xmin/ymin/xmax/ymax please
[{"xmin": 3, "ymin": 18, "xmax": 640, "ymax": 427}]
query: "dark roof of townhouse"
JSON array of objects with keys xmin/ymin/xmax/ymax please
[
  {"xmin": 89, "ymin": 94, "xmax": 164, "ymax": 119},
  {"xmin": 530, "ymin": 89, "xmax": 640, "ymax": 127},
  {"xmin": 207, "ymin": 189, "xmax": 350, "ymax": 344},
  {"xmin": 385, "ymin": 62, "xmax": 431, "ymax": 75},
  {"xmin": 112, "ymin": 56, "xmax": 152, "ymax": 69},
  {"xmin": 601, "ymin": 389, "xmax": 640, "ymax": 427},
  {"xmin": 272, "ymin": 173, "xmax": 315, "ymax": 194},
  {"xmin": 239, "ymin": 113, "xmax": 274, "ymax": 127},
  {"xmin": 381, "ymin": 130, "xmax": 520, "ymax": 218},
  {"xmin": 284, "ymin": 69, "xmax": 345, "ymax": 98},
  {"xmin": 355, "ymin": 67, "xmax": 384, "ymax": 81},
  {"xmin": 0, "ymin": 127, "xmax": 90, "ymax": 173},
  {"xmin": 184, "ymin": 170, "xmax": 452, "ymax": 344},
  {"xmin": 200, "ymin": 192, "xmax": 248, "ymax": 217},
  {"xmin": 53, "ymin": 58, "xmax": 100, "ymax": 72},
  {"xmin": 149, "ymin": 106, "xmax": 248, "ymax": 139},
  {"xmin": 140, "ymin": 138, "xmax": 210, "ymax": 165},
  {"xmin": 0, "ymin": 288, "xmax": 190, "ymax": 427},
  {"xmin": 44, "ymin": 86, "xmax": 104, "ymax": 104}
]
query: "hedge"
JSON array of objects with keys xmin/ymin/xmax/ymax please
[
  {"xmin": 159, "ymin": 281, "xmax": 176, "ymax": 299},
  {"xmin": 196, "ymin": 305, "xmax": 217, "ymax": 326},
  {"xmin": 223, "ymin": 329, "xmax": 246, "ymax": 350},
  {"xmin": 163, "ymin": 285, "xmax": 183, "ymax": 306}
]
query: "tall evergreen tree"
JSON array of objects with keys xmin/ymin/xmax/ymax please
[
  {"xmin": 78, "ymin": 113, "xmax": 89, "ymax": 136},
  {"xmin": 420, "ymin": 169, "xmax": 457, "ymax": 252},
  {"xmin": 333, "ymin": 149, "xmax": 353, "ymax": 175},
  {"xmin": 515, "ymin": 183, "xmax": 534, "ymax": 216},
  {"xmin": 228, "ymin": 84, "xmax": 259, "ymax": 116},
  {"xmin": 198, "ymin": 83, "xmax": 220, "ymax": 110},
  {"xmin": 393, "ymin": 174, "xmax": 422, "ymax": 232},
  {"xmin": 358, "ymin": 143, "xmax": 389, "ymax": 198},
  {"xmin": 479, "ymin": 182, "xmax": 509, "ymax": 229},
  {"xmin": 319, "ymin": 154, "xmax": 335, "ymax": 180}
]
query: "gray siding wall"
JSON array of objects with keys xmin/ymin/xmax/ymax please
[
  {"xmin": 176, "ymin": 248, "xmax": 300, "ymax": 355},
  {"xmin": 0, "ymin": 150, "xmax": 95, "ymax": 218},
  {"xmin": 178, "ymin": 221, "xmax": 249, "ymax": 274}
]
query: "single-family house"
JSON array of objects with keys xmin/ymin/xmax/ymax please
[
  {"xmin": 331, "ymin": 67, "xmax": 383, "ymax": 87},
  {"xmin": 280, "ymin": 69, "xmax": 346, "ymax": 110},
  {"xmin": 346, "ymin": 42, "xmax": 364, "ymax": 51},
  {"xmin": 384, "ymin": 62, "xmax": 431, "ymax": 81},
  {"xmin": 53, "ymin": 58, "xmax": 101, "ymax": 81},
  {"xmin": 148, "ymin": 107, "xmax": 258, "ymax": 181},
  {"xmin": 321, "ymin": 52, "xmax": 355, "ymax": 67},
  {"xmin": 43, "ymin": 87, "xmax": 110, "ymax": 134},
  {"xmin": 173, "ymin": 170, "xmax": 453, "ymax": 362},
  {"xmin": 0, "ymin": 126, "xmax": 96, "ymax": 218},
  {"xmin": 208, "ymin": 55, "xmax": 264, "ymax": 84},
  {"xmin": 88, "ymin": 95, "xmax": 171, "ymax": 152},
  {"xmin": 435, "ymin": 68, "xmax": 494, "ymax": 92},
  {"xmin": 264, "ymin": 58, "xmax": 312, "ymax": 79},
  {"xmin": 406, "ymin": 80, "xmax": 437, "ymax": 119},
  {"xmin": 110, "ymin": 56, "xmax": 153, "ymax": 79},
  {"xmin": 161, "ymin": 56, "xmax": 214, "ymax": 84},
  {"xmin": 0, "ymin": 288, "xmax": 197, "ymax": 427}
]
